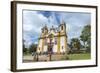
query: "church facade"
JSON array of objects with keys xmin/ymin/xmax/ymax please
[{"xmin": 36, "ymin": 22, "xmax": 68, "ymax": 54}]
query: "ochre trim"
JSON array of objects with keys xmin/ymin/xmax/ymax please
[
  {"xmin": 39, "ymin": 34, "xmax": 67, "ymax": 39},
  {"xmin": 65, "ymin": 36, "xmax": 67, "ymax": 52},
  {"xmin": 41, "ymin": 39, "xmax": 44, "ymax": 52},
  {"xmin": 57, "ymin": 32, "xmax": 60, "ymax": 53},
  {"xmin": 36, "ymin": 39, "xmax": 39, "ymax": 52}
]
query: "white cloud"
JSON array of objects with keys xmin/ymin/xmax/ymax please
[
  {"xmin": 23, "ymin": 24, "xmax": 33, "ymax": 31},
  {"xmin": 34, "ymin": 41, "xmax": 38, "ymax": 44},
  {"xmin": 23, "ymin": 10, "xmax": 91, "ymax": 47},
  {"xmin": 23, "ymin": 10, "xmax": 50, "ymax": 48}
]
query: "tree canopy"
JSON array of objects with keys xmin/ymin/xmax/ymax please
[
  {"xmin": 80, "ymin": 25, "xmax": 91, "ymax": 52},
  {"xmin": 70, "ymin": 38, "xmax": 81, "ymax": 51}
]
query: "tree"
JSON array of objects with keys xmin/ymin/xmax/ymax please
[
  {"xmin": 80, "ymin": 25, "xmax": 91, "ymax": 52},
  {"xmin": 23, "ymin": 46, "xmax": 27, "ymax": 52},
  {"xmin": 70, "ymin": 38, "xmax": 81, "ymax": 53},
  {"xmin": 29, "ymin": 44, "xmax": 37, "ymax": 53},
  {"xmin": 23, "ymin": 40, "xmax": 28, "ymax": 54}
]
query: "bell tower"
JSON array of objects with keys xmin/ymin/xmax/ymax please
[
  {"xmin": 59, "ymin": 20, "xmax": 67, "ymax": 54},
  {"xmin": 59, "ymin": 20, "xmax": 66, "ymax": 34},
  {"xmin": 41, "ymin": 25, "xmax": 48, "ymax": 36}
]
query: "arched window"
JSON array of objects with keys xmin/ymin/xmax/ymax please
[
  {"xmin": 42, "ymin": 29, "xmax": 44, "ymax": 33},
  {"xmin": 38, "ymin": 47, "xmax": 40, "ymax": 50},
  {"xmin": 55, "ymin": 38, "xmax": 57, "ymax": 45},
  {"xmin": 44, "ymin": 38, "xmax": 47, "ymax": 45},
  {"xmin": 61, "ymin": 26, "xmax": 63, "ymax": 30},
  {"xmin": 62, "ymin": 46, "xmax": 63, "ymax": 49}
]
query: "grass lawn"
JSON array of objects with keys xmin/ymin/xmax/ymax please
[
  {"xmin": 23, "ymin": 53, "xmax": 31, "ymax": 56},
  {"xmin": 68, "ymin": 53, "xmax": 91, "ymax": 60},
  {"xmin": 23, "ymin": 53, "xmax": 91, "ymax": 62}
]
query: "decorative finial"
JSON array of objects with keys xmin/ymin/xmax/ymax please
[
  {"xmin": 61, "ymin": 20, "xmax": 65, "ymax": 24},
  {"xmin": 52, "ymin": 25, "xmax": 53, "ymax": 28}
]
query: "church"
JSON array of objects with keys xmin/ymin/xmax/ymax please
[{"xmin": 36, "ymin": 21, "xmax": 68, "ymax": 54}]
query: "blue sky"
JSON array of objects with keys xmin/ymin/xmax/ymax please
[{"xmin": 23, "ymin": 10, "xmax": 91, "ymax": 48}]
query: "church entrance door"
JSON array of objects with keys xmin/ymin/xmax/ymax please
[{"xmin": 48, "ymin": 44, "xmax": 53, "ymax": 54}]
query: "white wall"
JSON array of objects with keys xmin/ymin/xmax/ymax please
[
  {"xmin": 38, "ymin": 39, "xmax": 43, "ymax": 52},
  {"xmin": 0, "ymin": 0, "xmax": 99, "ymax": 73},
  {"xmin": 43, "ymin": 45, "xmax": 47, "ymax": 52},
  {"xmin": 60, "ymin": 36, "xmax": 65, "ymax": 52}
]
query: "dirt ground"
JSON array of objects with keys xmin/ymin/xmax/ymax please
[{"xmin": 23, "ymin": 54, "xmax": 67, "ymax": 63}]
